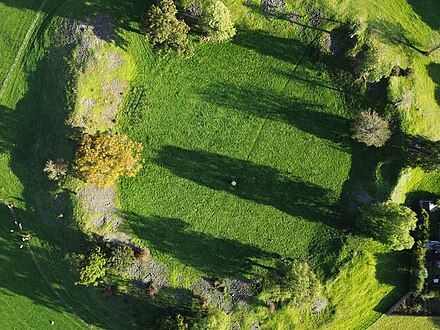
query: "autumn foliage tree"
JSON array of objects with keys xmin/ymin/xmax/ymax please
[{"xmin": 75, "ymin": 133, "xmax": 143, "ymax": 188}]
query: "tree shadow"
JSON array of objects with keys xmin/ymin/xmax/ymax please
[
  {"xmin": 371, "ymin": 19, "xmax": 438, "ymax": 56},
  {"xmin": 0, "ymin": 204, "xmax": 79, "ymax": 321},
  {"xmin": 153, "ymin": 145, "xmax": 341, "ymax": 228},
  {"xmin": 373, "ymin": 250, "xmax": 410, "ymax": 313},
  {"xmin": 0, "ymin": 41, "xmax": 138, "ymax": 328},
  {"xmin": 233, "ymin": 30, "xmax": 317, "ymax": 68},
  {"xmin": 198, "ymin": 82, "xmax": 351, "ymax": 151},
  {"xmin": 427, "ymin": 63, "xmax": 440, "ymax": 106},
  {"xmin": 0, "ymin": 0, "xmax": 147, "ymax": 50},
  {"xmin": 407, "ymin": 0, "xmax": 440, "ymax": 31},
  {"xmin": 121, "ymin": 212, "xmax": 279, "ymax": 278}
]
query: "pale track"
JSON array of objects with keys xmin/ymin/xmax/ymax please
[{"xmin": 0, "ymin": 0, "xmax": 48, "ymax": 100}]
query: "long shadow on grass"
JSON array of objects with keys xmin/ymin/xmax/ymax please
[
  {"xmin": 154, "ymin": 146, "xmax": 341, "ymax": 228},
  {"xmin": 199, "ymin": 82, "xmax": 350, "ymax": 151},
  {"xmin": 122, "ymin": 212, "xmax": 278, "ymax": 278},
  {"xmin": 407, "ymin": 0, "xmax": 440, "ymax": 31},
  {"xmin": 0, "ymin": 0, "xmax": 146, "ymax": 49},
  {"xmin": 0, "ymin": 45, "xmax": 137, "ymax": 328},
  {"xmin": 427, "ymin": 63, "xmax": 440, "ymax": 107},
  {"xmin": 373, "ymin": 250, "xmax": 410, "ymax": 313},
  {"xmin": 233, "ymin": 30, "xmax": 311, "ymax": 67}
]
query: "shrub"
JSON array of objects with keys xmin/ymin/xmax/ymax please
[
  {"xmin": 109, "ymin": 245, "xmax": 136, "ymax": 273},
  {"xmin": 157, "ymin": 314, "xmax": 189, "ymax": 330},
  {"xmin": 354, "ymin": 38, "xmax": 409, "ymax": 82},
  {"xmin": 185, "ymin": 1, "xmax": 202, "ymax": 18},
  {"xmin": 44, "ymin": 158, "xmax": 69, "ymax": 181},
  {"xmin": 75, "ymin": 133, "xmax": 143, "ymax": 188},
  {"xmin": 351, "ymin": 109, "xmax": 391, "ymax": 147},
  {"xmin": 201, "ymin": 0, "xmax": 235, "ymax": 42},
  {"xmin": 144, "ymin": 0, "xmax": 193, "ymax": 57},
  {"xmin": 261, "ymin": 0, "xmax": 285, "ymax": 16},
  {"xmin": 356, "ymin": 202, "xmax": 417, "ymax": 250},
  {"xmin": 146, "ymin": 282, "xmax": 160, "ymax": 298},
  {"xmin": 311, "ymin": 296, "xmax": 328, "ymax": 313},
  {"xmin": 260, "ymin": 260, "xmax": 323, "ymax": 308},
  {"xmin": 410, "ymin": 247, "xmax": 428, "ymax": 295},
  {"xmin": 76, "ymin": 247, "xmax": 108, "ymax": 286}
]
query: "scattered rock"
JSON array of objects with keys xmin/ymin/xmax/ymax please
[
  {"xmin": 78, "ymin": 186, "xmax": 116, "ymax": 214},
  {"xmin": 192, "ymin": 277, "xmax": 233, "ymax": 312},
  {"xmin": 128, "ymin": 259, "xmax": 169, "ymax": 290}
]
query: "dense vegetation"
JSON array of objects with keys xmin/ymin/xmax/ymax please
[{"xmin": 0, "ymin": 0, "xmax": 439, "ymax": 328}]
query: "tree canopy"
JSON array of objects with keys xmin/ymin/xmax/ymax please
[
  {"xmin": 351, "ymin": 109, "xmax": 391, "ymax": 147},
  {"xmin": 75, "ymin": 133, "xmax": 143, "ymax": 188},
  {"xmin": 144, "ymin": 0, "xmax": 193, "ymax": 56},
  {"xmin": 356, "ymin": 202, "xmax": 417, "ymax": 250}
]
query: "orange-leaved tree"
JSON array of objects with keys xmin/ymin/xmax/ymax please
[{"xmin": 75, "ymin": 133, "xmax": 143, "ymax": 188}]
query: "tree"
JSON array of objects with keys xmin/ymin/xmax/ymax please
[
  {"xmin": 144, "ymin": 0, "xmax": 193, "ymax": 56},
  {"xmin": 356, "ymin": 202, "xmax": 417, "ymax": 250},
  {"xmin": 201, "ymin": 0, "xmax": 236, "ymax": 42},
  {"xmin": 43, "ymin": 158, "xmax": 69, "ymax": 181},
  {"xmin": 76, "ymin": 247, "xmax": 107, "ymax": 286},
  {"xmin": 75, "ymin": 133, "xmax": 143, "ymax": 188},
  {"xmin": 260, "ymin": 260, "xmax": 323, "ymax": 308},
  {"xmin": 351, "ymin": 109, "xmax": 391, "ymax": 147}
]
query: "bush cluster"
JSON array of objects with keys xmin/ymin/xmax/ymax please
[
  {"xmin": 109, "ymin": 245, "xmax": 136, "ymax": 273},
  {"xmin": 76, "ymin": 247, "xmax": 108, "ymax": 286},
  {"xmin": 260, "ymin": 260, "xmax": 324, "ymax": 309},
  {"xmin": 410, "ymin": 209, "xmax": 430, "ymax": 295}
]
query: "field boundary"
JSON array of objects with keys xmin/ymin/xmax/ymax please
[{"xmin": 0, "ymin": 0, "xmax": 48, "ymax": 100}]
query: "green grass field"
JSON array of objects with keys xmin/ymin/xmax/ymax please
[
  {"xmin": 371, "ymin": 315, "xmax": 440, "ymax": 330},
  {"xmin": 119, "ymin": 28, "xmax": 352, "ymax": 279},
  {"xmin": 0, "ymin": 0, "xmax": 439, "ymax": 328}
]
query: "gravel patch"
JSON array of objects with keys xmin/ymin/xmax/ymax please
[
  {"xmin": 78, "ymin": 186, "xmax": 116, "ymax": 214},
  {"xmin": 192, "ymin": 278, "xmax": 233, "ymax": 312},
  {"xmin": 128, "ymin": 260, "xmax": 169, "ymax": 290},
  {"xmin": 226, "ymin": 278, "xmax": 260, "ymax": 307},
  {"xmin": 108, "ymin": 52, "xmax": 125, "ymax": 70}
]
